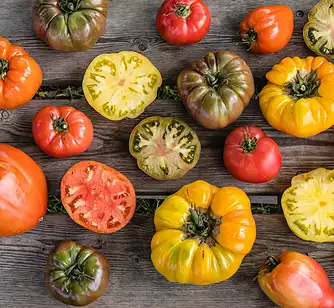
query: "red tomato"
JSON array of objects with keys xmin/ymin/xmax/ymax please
[
  {"xmin": 156, "ymin": 0, "xmax": 211, "ymax": 45},
  {"xmin": 32, "ymin": 106, "xmax": 93, "ymax": 158},
  {"xmin": 61, "ymin": 161, "xmax": 136, "ymax": 233},
  {"xmin": 0, "ymin": 144, "xmax": 48, "ymax": 236},
  {"xmin": 223, "ymin": 126, "xmax": 282, "ymax": 183},
  {"xmin": 258, "ymin": 251, "xmax": 334, "ymax": 308}
]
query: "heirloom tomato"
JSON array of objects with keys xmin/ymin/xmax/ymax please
[
  {"xmin": 32, "ymin": 106, "xmax": 94, "ymax": 158},
  {"xmin": 151, "ymin": 180, "xmax": 256, "ymax": 285},
  {"xmin": 33, "ymin": 0, "xmax": 109, "ymax": 52},
  {"xmin": 224, "ymin": 126, "xmax": 282, "ymax": 183},
  {"xmin": 259, "ymin": 56, "xmax": 334, "ymax": 138},
  {"xmin": 83, "ymin": 51, "xmax": 162, "ymax": 121},
  {"xmin": 304, "ymin": 0, "xmax": 334, "ymax": 59},
  {"xmin": 240, "ymin": 5, "xmax": 293, "ymax": 54},
  {"xmin": 281, "ymin": 168, "xmax": 334, "ymax": 242},
  {"xmin": 156, "ymin": 0, "xmax": 211, "ymax": 45},
  {"xmin": 258, "ymin": 251, "xmax": 334, "ymax": 308},
  {"xmin": 61, "ymin": 161, "xmax": 136, "ymax": 233},
  {"xmin": 0, "ymin": 38, "xmax": 42, "ymax": 109},
  {"xmin": 45, "ymin": 241, "xmax": 110, "ymax": 306},
  {"xmin": 0, "ymin": 144, "xmax": 47, "ymax": 236},
  {"xmin": 129, "ymin": 116, "xmax": 201, "ymax": 180},
  {"xmin": 177, "ymin": 51, "xmax": 254, "ymax": 130}
]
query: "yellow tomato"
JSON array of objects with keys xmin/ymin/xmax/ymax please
[
  {"xmin": 259, "ymin": 56, "xmax": 334, "ymax": 138},
  {"xmin": 82, "ymin": 51, "xmax": 162, "ymax": 120},
  {"xmin": 151, "ymin": 180, "xmax": 256, "ymax": 285},
  {"xmin": 282, "ymin": 168, "xmax": 334, "ymax": 242}
]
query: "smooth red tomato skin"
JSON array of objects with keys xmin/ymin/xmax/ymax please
[
  {"xmin": 32, "ymin": 106, "xmax": 94, "ymax": 158},
  {"xmin": 240, "ymin": 5, "xmax": 294, "ymax": 54},
  {"xmin": 0, "ymin": 144, "xmax": 48, "ymax": 236},
  {"xmin": 258, "ymin": 251, "xmax": 334, "ymax": 308},
  {"xmin": 156, "ymin": 0, "xmax": 211, "ymax": 45},
  {"xmin": 224, "ymin": 126, "xmax": 282, "ymax": 183}
]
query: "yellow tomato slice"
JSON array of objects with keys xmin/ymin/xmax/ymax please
[
  {"xmin": 282, "ymin": 168, "xmax": 334, "ymax": 242},
  {"xmin": 82, "ymin": 51, "xmax": 162, "ymax": 120}
]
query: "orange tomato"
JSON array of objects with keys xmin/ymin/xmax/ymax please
[
  {"xmin": 240, "ymin": 5, "xmax": 294, "ymax": 54},
  {"xmin": 0, "ymin": 38, "xmax": 42, "ymax": 109},
  {"xmin": 0, "ymin": 144, "xmax": 48, "ymax": 236}
]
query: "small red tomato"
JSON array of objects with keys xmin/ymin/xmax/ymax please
[
  {"xmin": 240, "ymin": 5, "xmax": 294, "ymax": 54},
  {"xmin": 258, "ymin": 251, "xmax": 334, "ymax": 308},
  {"xmin": 156, "ymin": 0, "xmax": 211, "ymax": 45},
  {"xmin": 32, "ymin": 106, "xmax": 93, "ymax": 158},
  {"xmin": 223, "ymin": 126, "xmax": 282, "ymax": 183}
]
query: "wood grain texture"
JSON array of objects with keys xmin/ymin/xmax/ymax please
[
  {"xmin": 0, "ymin": 213, "xmax": 333, "ymax": 308},
  {"xmin": 1, "ymin": 99, "xmax": 333, "ymax": 197},
  {"xmin": 0, "ymin": 0, "xmax": 323, "ymax": 86}
]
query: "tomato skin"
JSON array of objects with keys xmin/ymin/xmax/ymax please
[
  {"xmin": 32, "ymin": 106, "xmax": 94, "ymax": 158},
  {"xmin": 224, "ymin": 126, "xmax": 282, "ymax": 183},
  {"xmin": 258, "ymin": 251, "xmax": 334, "ymax": 308},
  {"xmin": 61, "ymin": 161, "xmax": 136, "ymax": 234},
  {"xmin": 156, "ymin": 0, "xmax": 210, "ymax": 45},
  {"xmin": 0, "ymin": 144, "xmax": 48, "ymax": 236},
  {"xmin": 0, "ymin": 38, "xmax": 42, "ymax": 109},
  {"xmin": 240, "ymin": 5, "xmax": 294, "ymax": 54}
]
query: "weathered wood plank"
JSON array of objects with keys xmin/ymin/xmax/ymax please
[
  {"xmin": 0, "ymin": 213, "xmax": 333, "ymax": 308},
  {"xmin": 1, "ymin": 99, "xmax": 333, "ymax": 196},
  {"xmin": 0, "ymin": 0, "xmax": 322, "ymax": 85}
]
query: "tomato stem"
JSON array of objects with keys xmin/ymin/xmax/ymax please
[
  {"xmin": 285, "ymin": 70, "xmax": 320, "ymax": 99},
  {"xmin": 240, "ymin": 130, "xmax": 258, "ymax": 153},
  {"xmin": 240, "ymin": 28, "xmax": 257, "ymax": 51},
  {"xmin": 51, "ymin": 114, "xmax": 69, "ymax": 133},
  {"xmin": 0, "ymin": 59, "xmax": 8, "ymax": 80},
  {"xmin": 174, "ymin": 3, "xmax": 191, "ymax": 18},
  {"xmin": 58, "ymin": 0, "xmax": 80, "ymax": 13}
]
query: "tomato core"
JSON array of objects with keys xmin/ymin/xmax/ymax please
[
  {"xmin": 285, "ymin": 70, "xmax": 320, "ymax": 100},
  {"xmin": 174, "ymin": 3, "xmax": 191, "ymax": 19},
  {"xmin": 51, "ymin": 114, "xmax": 69, "ymax": 133},
  {"xmin": 0, "ymin": 59, "xmax": 8, "ymax": 80},
  {"xmin": 59, "ymin": 0, "xmax": 79, "ymax": 13}
]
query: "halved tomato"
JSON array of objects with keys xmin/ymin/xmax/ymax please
[
  {"xmin": 82, "ymin": 51, "xmax": 162, "ymax": 120},
  {"xmin": 129, "ymin": 116, "xmax": 201, "ymax": 180},
  {"xmin": 61, "ymin": 161, "xmax": 136, "ymax": 233}
]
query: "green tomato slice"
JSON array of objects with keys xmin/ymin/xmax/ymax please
[
  {"xmin": 83, "ymin": 51, "xmax": 162, "ymax": 120},
  {"xmin": 303, "ymin": 0, "xmax": 334, "ymax": 58},
  {"xmin": 281, "ymin": 168, "xmax": 334, "ymax": 242},
  {"xmin": 129, "ymin": 117, "xmax": 201, "ymax": 180}
]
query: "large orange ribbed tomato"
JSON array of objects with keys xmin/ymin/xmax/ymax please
[{"xmin": 0, "ymin": 144, "xmax": 48, "ymax": 236}]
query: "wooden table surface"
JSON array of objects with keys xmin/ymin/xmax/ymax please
[{"xmin": 0, "ymin": 0, "xmax": 333, "ymax": 307}]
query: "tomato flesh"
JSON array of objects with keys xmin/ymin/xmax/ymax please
[{"xmin": 61, "ymin": 161, "xmax": 136, "ymax": 233}]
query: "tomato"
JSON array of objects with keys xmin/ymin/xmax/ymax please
[
  {"xmin": 0, "ymin": 38, "xmax": 42, "ymax": 109},
  {"xmin": 32, "ymin": 106, "xmax": 94, "ymax": 158},
  {"xmin": 33, "ymin": 0, "xmax": 109, "ymax": 52},
  {"xmin": 129, "ymin": 116, "xmax": 201, "ymax": 180},
  {"xmin": 223, "ymin": 126, "xmax": 282, "ymax": 183},
  {"xmin": 304, "ymin": 0, "xmax": 334, "ymax": 59},
  {"xmin": 259, "ymin": 56, "xmax": 334, "ymax": 138},
  {"xmin": 258, "ymin": 251, "xmax": 334, "ymax": 308},
  {"xmin": 240, "ymin": 5, "xmax": 294, "ymax": 54},
  {"xmin": 151, "ymin": 180, "xmax": 256, "ymax": 285},
  {"xmin": 61, "ymin": 161, "xmax": 136, "ymax": 233},
  {"xmin": 177, "ymin": 51, "xmax": 254, "ymax": 130},
  {"xmin": 83, "ymin": 51, "xmax": 162, "ymax": 121},
  {"xmin": 281, "ymin": 168, "xmax": 334, "ymax": 242},
  {"xmin": 156, "ymin": 0, "xmax": 210, "ymax": 45},
  {"xmin": 45, "ymin": 241, "xmax": 110, "ymax": 306},
  {"xmin": 0, "ymin": 144, "xmax": 48, "ymax": 236}
]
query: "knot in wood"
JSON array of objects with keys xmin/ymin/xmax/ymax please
[{"xmin": 133, "ymin": 38, "xmax": 148, "ymax": 52}]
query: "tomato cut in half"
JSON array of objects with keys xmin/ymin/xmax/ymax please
[
  {"xmin": 82, "ymin": 51, "xmax": 162, "ymax": 120},
  {"xmin": 61, "ymin": 161, "xmax": 136, "ymax": 233},
  {"xmin": 129, "ymin": 116, "xmax": 201, "ymax": 180}
]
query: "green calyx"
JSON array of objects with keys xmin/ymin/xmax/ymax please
[
  {"xmin": 59, "ymin": 0, "xmax": 80, "ymax": 13},
  {"xmin": 240, "ymin": 28, "xmax": 257, "ymax": 51},
  {"xmin": 262, "ymin": 255, "xmax": 281, "ymax": 273},
  {"xmin": 51, "ymin": 114, "xmax": 69, "ymax": 133},
  {"xmin": 240, "ymin": 130, "xmax": 258, "ymax": 153},
  {"xmin": 174, "ymin": 3, "xmax": 191, "ymax": 18},
  {"xmin": 285, "ymin": 70, "xmax": 320, "ymax": 99},
  {"xmin": 62, "ymin": 262, "xmax": 94, "ymax": 292},
  {"xmin": 0, "ymin": 59, "xmax": 9, "ymax": 80},
  {"xmin": 205, "ymin": 72, "xmax": 224, "ymax": 89}
]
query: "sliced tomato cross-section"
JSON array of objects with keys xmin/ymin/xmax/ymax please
[{"xmin": 61, "ymin": 161, "xmax": 136, "ymax": 233}]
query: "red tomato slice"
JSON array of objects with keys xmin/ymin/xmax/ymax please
[{"xmin": 61, "ymin": 161, "xmax": 136, "ymax": 233}]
